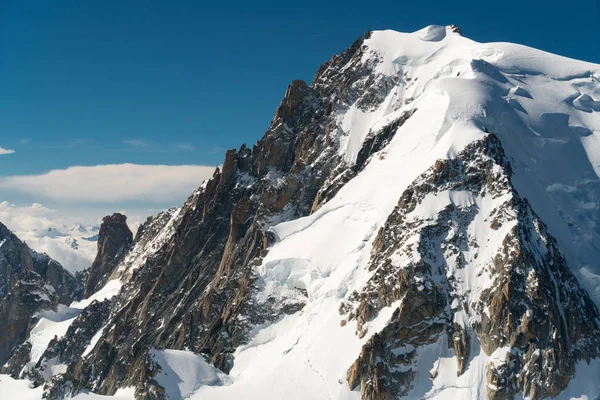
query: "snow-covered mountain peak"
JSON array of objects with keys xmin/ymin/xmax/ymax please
[
  {"xmin": 2, "ymin": 26, "xmax": 600, "ymax": 400},
  {"xmin": 313, "ymin": 27, "xmax": 600, "ymax": 309}
]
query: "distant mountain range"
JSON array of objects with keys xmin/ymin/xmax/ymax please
[{"xmin": 12, "ymin": 224, "xmax": 99, "ymax": 273}]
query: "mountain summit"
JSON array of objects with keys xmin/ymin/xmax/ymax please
[{"xmin": 2, "ymin": 25, "xmax": 600, "ymax": 400}]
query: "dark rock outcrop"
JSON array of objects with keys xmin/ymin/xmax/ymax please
[
  {"xmin": 2, "ymin": 341, "xmax": 32, "ymax": 377},
  {"xmin": 83, "ymin": 214, "xmax": 132, "ymax": 297},
  {"xmin": 354, "ymin": 109, "xmax": 416, "ymax": 172},
  {"xmin": 0, "ymin": 270, "xmax": 53, "ymax": 367},
  {"xmin": 25, "ymin": 298, "xmax": 114, "ymax": 386},
  {"xmin": 448, "ymin": 24, "xmax": 462, "ymax": 35}
]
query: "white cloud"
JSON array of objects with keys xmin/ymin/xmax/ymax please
[
  {"xmin": 177, "ymin": 143, "xmax": 196, "ymax": 151},
  {"xmin": 0, "ymin": 202, "xmax": 104, "ymax": 232},
  {"xmin": 123, "ymin": 139, "xmax": 150, "ymax": 148},
  {"xmin": 0, "ymin": 146, "xmax": 15, "ymax": 155},
  {"xmin": 45, "ymin": 139, "xmax": 86, "ymax": 149},
  {"xmin": 0, "ymin": 202, "xmax": 58, "ymax": 232},
  {"xmin": 0, "ymin": 163, "xmax": 216, "ymax": 203}
]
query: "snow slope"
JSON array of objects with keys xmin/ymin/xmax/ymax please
[
  {"xmin": 0, "ymin": 375, "xmax": 136, "ymax": 400},
  {"xmin": 0, "ymin": 375, "xmax": 44, "ymax": 400},
  {"xmin": 149, "ymin": 349, "xmax": 224, "ymax": 399}
]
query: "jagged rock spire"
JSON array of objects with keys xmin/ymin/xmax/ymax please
[{"xmin": 83, "ymin": 213, "xmax": 132, "ymax": 297}]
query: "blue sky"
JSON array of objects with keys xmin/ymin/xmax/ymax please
[
  {"xmin": 0, "ymin": 0, "xmax": 599, "ymax": 215},
  {"xmin": 2, "ymin": 0, "xmax": 599, "ymax": 174}
]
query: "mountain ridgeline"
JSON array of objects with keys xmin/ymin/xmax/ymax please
[{"xmin": 2, "ymin": 25, "xmax": 600, "ymax": 400}]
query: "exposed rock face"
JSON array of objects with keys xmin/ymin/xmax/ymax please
[
  {"xmin": 312, "ymin": 35, "xmax": 398, "ymax": 113},
  {"xmin": 0, "ymin": 223, "xmax": 81, "ymax": 367},
  {"xmin": 96, "ymin": 208, "xmax": 183, "ymax": 284},
  {"xmin": 83, "ymin": 214, "xmax": 132, "ymax": 297},
  {"xmin": 28, "ymin": 298, "xmax": 114, "ymax": 385},
  {"xmin": 343, "ymin": 134, "xmax": 600, "ymax": 399},
  {"xmin": 354, "ymin": 109, "xmax": 416, "ymax": 172},
  {"xmin": 0, "ymin": 223, "xmax": 29, "ymax": 301},
  {"xmin": 41, "ymin": 32, "xmax": 418, "ymax": 398},
  {"xmin": 0, "ymin": 271, "xmax": 54, "ymax": 368},
  {"xmin": 2, "ymin": 341, "xmax": 32, "ymax": 377},
  {"xmin": 448, "ymin": 24, "xmax": 462, "ymax": 35}
]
